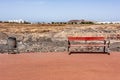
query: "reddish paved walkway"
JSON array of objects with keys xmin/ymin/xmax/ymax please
[{"xmin": 0, "ymin": 52, "xmax": 120, "ymax": 80}]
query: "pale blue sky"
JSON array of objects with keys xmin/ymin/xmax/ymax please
[{"xmin": 0, "ymin": 0, "xmax": 120, "ymax": 22}]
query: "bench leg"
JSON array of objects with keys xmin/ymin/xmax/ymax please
[
  {"xmin": 68, "ymin": 40, "xmax": 71, "ymax": 55},
  {"xmin": 103, "ymin": 46, "xmax": 106, "ymax": 53},
  {"xmin": 67, "ymin": 46, "xmax": 70, "ymax": 55},
  {"xmin": 106, "ymin": 41, "xmax": 110, "ymax": 55},
  {"xmin": 68, "ymin": 47, "xmax": 71, "ymax": 55},
  {"xmin": 103, "ymin": 40, "xmax": 106, "ymax": 53},
  {"xmin": 107, "ymin": 48, "xmax": 110, "ymax": 55},
  {"xmin": 108, "ymin": 52, "xmax": 110, "ymax": 55},
  {"xmin": 68, "ymin": 52, "xmax": 71, "ymax": 55},
  {"xmin": 103, "ymin": 47, "xmax": 110, "ymax": 55}
]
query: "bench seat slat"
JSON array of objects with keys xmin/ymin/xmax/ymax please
[
  {"xmin": 69, "ymin": 44, "xmax": 108, "ymax": 47},
  {"xmin": 68, "ymin": 37, "xmax": 105, "ymax": 41}
]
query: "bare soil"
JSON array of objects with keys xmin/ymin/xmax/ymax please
[{"xmin": 0, "ymin": 52, "xmax": 120, "ymax": 80}]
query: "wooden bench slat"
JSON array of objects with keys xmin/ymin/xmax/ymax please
[
  {"xmin": 68, "ymin": 37, "xmax": 105, "ymax": 41},
  {"xmin": 69, "ymin": 44, "xmax": 108, "ymax": 47}
]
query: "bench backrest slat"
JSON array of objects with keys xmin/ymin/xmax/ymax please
[{"xmin": 68, "ymin": 37, "xmax": 105, "ymax": 41}]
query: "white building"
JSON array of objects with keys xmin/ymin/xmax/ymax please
[
  {"xmin": 112, "ymin": 21, "xmax": 120, "ymax": 24},
  {"xmin": 96, "ymin": 21, "xmax": 111, "ymax": 24},
  {"xmin": 8, "ymin": 19, "xmax": 25, "ymax": 23},
  {"xmin": 97, "ymin": 21, "xmax": 120, "ymax": 24}
]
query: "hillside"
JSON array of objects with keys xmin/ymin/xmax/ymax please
[{"xmin": 0, "ymin": 23, "xmax": 120, "ymax": 53}]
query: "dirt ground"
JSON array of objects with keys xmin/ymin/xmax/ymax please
[{"xmin": 0, "ymin": 52, "xmax": 120, "ymax": 80}]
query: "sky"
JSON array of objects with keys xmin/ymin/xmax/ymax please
[{"xmin": 0, "ymin": 0, "xmax": 120, "ymax": 22}]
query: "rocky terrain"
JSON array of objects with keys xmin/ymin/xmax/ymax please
[{"xmin": 0, "ymin": 23, "xmax": 120, "ymax": 53}]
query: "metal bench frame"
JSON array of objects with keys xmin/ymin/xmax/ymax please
[{"xmin": 68, "ymin": 37, "xmax": 110, "ymax": 55}]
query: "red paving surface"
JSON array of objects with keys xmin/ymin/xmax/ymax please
[{"xmin": 0, "ymin": 52, "xmax": 120, "ymax": 80}]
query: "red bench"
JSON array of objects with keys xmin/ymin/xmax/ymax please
[{"xmin": 68, "ymin": 37, "xmax": 110, "ymax": 55}]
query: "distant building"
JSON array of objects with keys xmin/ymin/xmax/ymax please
[
  {"xmin": 8, "ymin": 19, "xmax": 25, "ymax": 23},
  {"xmin": 96, "ymin": 21, "xmax": 120, "ymax": 24},
  {"xmin": 96, "ymin": 21, "xmax": 111, "ymax": 24},
  {"xmin": 112, "ymin": 21, "xmax": 120, "ymax": 24}
]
